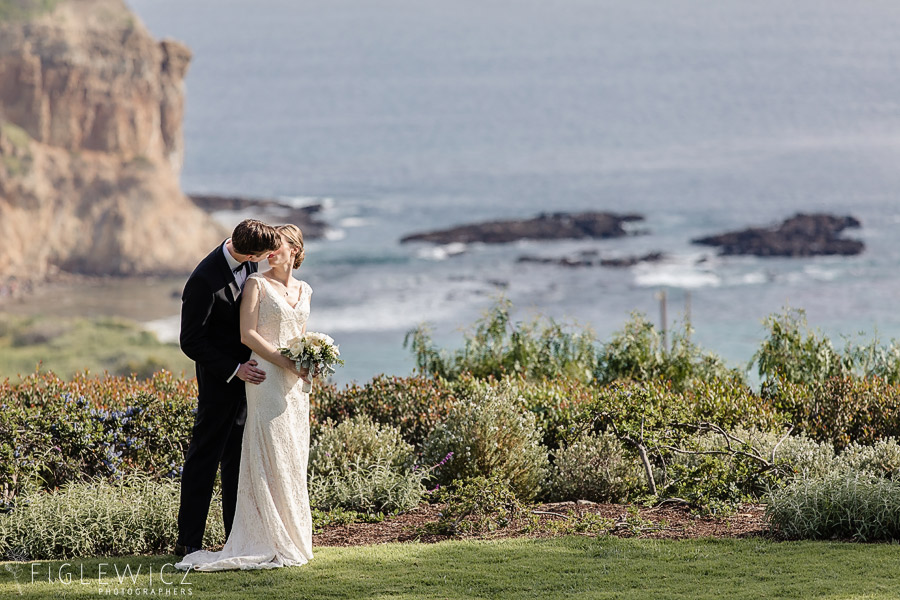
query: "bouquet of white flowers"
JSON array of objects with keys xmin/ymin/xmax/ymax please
[{"xmin": 279, "ymin": 332, "xmax": 344, "ymax": 392}]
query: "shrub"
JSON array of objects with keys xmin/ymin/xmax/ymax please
[
  {"xmin": 497, "ymin": 375, "xmax": 595, "ymax": 451},
  {"xmin": 835, "ymin": 438, "xmax": 900, "ymax": 479},
  {"xmin": 310, "ymin": 415, "xmax": 415, "ymax": 476},
  {"xmin": 425, "ymin": 474, "xmax": 526, "ymax": 536},
  {"xmin": 661, "ymin": 427, "xmax": 834, "ymax": 509},
  {"xmin": 670, "ymin": 427, "xmax": 835, "ymax": 481},
  {"xmin": 0, "ymin": 475, "xmax": 224, "ymax": 560},
  {"xmin": 308, "ymin": 415, "xmax": 426, "ymax": 515},
  {"xmin": 422, "ymin": 385, "xmax": 549, "ymax": 500},
  {"xmin": 770, "ymin": 376, "xmax": 900, "ymax": 449},
  {"xmin": 754, "ymin": 308, "xmax": 900, "ymax": 388},
  {"xmin": 577, "ymin": 379, "xmax": 782, "ymax": 509},
  {"xmin": 547, "ymin": 431, "xmax": 644, "ymax": 503},
  {"xmin": 311, "ymin": 375, "xmax": 461, "ymax": 446},
  {"xmin": 0, "ymin": 371, "xmax": 197, "ymax": 505},
  {"xmin": 11, "ymin": 320, "xmax": 69, "ymax": 347},
  {"xmin": 766, "ymin": 472, "xmax": 900, "ymax": 541},
  {"xmin": 752, "ymin": 308, "xmax": 847, "ymax": 387},
  {"xmin": 405, "ymin": 298, "xmax": 598, "ymax": 383},
  {"xmin": 308, "ymin": 460, "xmax": 427, "ymax": 516},
  {"xmin": 595, "ymin": 313, "xmax": 741, "ymax": 390}
]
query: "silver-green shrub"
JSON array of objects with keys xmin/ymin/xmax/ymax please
[
  {"xmin": 547, "ymin": 431, "xmax": 644, "ymax": 502},
  {"xmin": 308, "ymin": 460, "xmax": 426, "ymax": 515},
  {"xmin": 766, "ymin": 472, "xmax": 900, "ymax": 541},
  {"xmin": 309, "ymin": 415, "xmax": 424, "ymax": 514},
  {"xmin": 422, "ymin": 385, "xmax": 549, "ymax": 500},
  {"xmin": 310, "ymin": 414, "xmax": 415, "ymax": 476},
  {"xmin": 0, "ymin": 475, "xmax": 224, "ymax": 560},
  {"xmin": 669, "ymin": 427, "xmax": 835, "ymax": 481},
  {"xmin": 834, "ymin": 438, "xmax": 900, "ymax": 479}
]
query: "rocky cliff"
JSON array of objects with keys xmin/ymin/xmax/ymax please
[{"xmin": 0, "ymin": 0, "xmax": 224, "ymax": 278}]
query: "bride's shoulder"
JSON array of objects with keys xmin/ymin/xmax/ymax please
[
  {"xmin": 299, "ymin": 280, "xmax": 313, "ymax": 295},
  {"xmin": 245, "ymin": 272, "xmax": 266, "ymax": 289}
]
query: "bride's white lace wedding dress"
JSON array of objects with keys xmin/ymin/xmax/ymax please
[{"xmin": 176, "ymin": 274, "xmax": 314, "ymax": 571}]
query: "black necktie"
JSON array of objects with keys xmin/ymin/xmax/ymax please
[{"xmin": 233, "ymin": 262, "xmax": 248, "ymax": 276}]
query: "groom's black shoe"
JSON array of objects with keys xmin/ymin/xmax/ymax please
[{"xmin": 174, "ymin": 543, "xmax": 201, "ymax": 557}]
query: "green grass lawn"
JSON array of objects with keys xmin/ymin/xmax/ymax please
[{"xmin": 2, "ymin": 536, "xmax": 899, "ymax": 599}]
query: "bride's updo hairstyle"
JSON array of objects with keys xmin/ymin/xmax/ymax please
[{"xmin": 278, "ymin": 224, "xmax": 305, "ymax": 269}]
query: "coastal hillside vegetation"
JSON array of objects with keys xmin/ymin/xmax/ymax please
[
  {"xmin": 5, "ymin": 301, "xmax": 900, "ymax": 559},
  {"xmin": 0, "ymin": 314, "xmax": 192, "ymax": 379},
  {"xmin": 0, "ymin": 0, "xmax": 58, "ymax": 22}
]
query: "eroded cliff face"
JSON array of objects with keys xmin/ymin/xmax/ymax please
[{"xmin": 0, "ymin": 0, "xmax": 224, "ymax": 277}]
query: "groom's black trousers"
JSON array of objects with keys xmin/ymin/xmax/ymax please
[{"xmin": 177, "ymin": 379, "xmax": 247, "ymax": 549}]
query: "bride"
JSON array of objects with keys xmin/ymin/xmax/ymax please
[{"xmin": 177, "ymin": 224, "xmax": 314, "ymax": 571}]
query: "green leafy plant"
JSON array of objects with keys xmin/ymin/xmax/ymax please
[
  {"xmin": 752, "ymin": 308, "xmax": 847, "ymax": 388},
  {"xmin": 766, "ymin": 472, "xmax": 900, "ymax": 541},
  {"xmin": 310, "ymin": 414, "xmax": 415, "ymax": 476},
  {"xmin": 770, "ymin": 375, "xmax": 900, "ymax": 449},
  {"xmin": 422, "ymin": 384, "xmax": 550, "ymax": 500},
  {"xmin": 311, "ymin": 375, "xmax": 461, "ymax": 446},
  {"xmin": 309, "ymin": 415, "xmax": 426, "ymax": 515},
  {"xmin": 595, "ymin": 313, "xmax": 741, "ymax": 390},
  {"xmin": 0, "ymin": 475, "xmax": 223, "ymax": 560},
  {"xmin": 424, "ymin": 474, "xmax": 527, "ymax": 536},
  {"xmin": 309, "ymin": 459, "xmax": 427, "ymax": 516},
  {"xmin": 547, "ymin": 431, "xmax": 644, "ymax": 503},
  {"xmin": 405, "ymin": 298, "xmax": 598, "ymax": 383}
]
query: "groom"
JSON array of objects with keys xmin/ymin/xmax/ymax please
[{"xmin": 175, "ymin": 218, "xmax": 282, "ymax": 556}]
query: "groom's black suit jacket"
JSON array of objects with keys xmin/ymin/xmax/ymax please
[
  {"xmin": 181, "ymin": 244, "xmax": 258, "ymax": 388},
  {"xmin": 177, "ymin": 243, "xmax": 258, "ymax": 547}
]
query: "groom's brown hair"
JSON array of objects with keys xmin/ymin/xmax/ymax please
[{"xmin": 231, "ymin": 219, "xmax": 281, "ymax": 256}]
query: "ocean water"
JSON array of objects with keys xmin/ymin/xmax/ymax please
[{"xmin": 125, "ymin": 0, "xmax": 900, "ymax": 384}]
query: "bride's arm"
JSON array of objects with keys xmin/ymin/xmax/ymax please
[{"xmin": 240, "ymin": 278, "xmax": 300, "ymax": 373}]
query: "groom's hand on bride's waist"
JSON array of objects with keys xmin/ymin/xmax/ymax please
[{"xmin": 237, "ymin": 360, "xmax": 267, "ymax": 385}]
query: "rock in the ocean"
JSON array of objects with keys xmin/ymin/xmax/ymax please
[
  {"xmin": 189, "ymin": 195, "xmax": 328, "ymax": 240},
  {"xmin": 692, "ymin": 213, "xmax": 864, "ymax": 257},
  {"xmin": 400, "ymin": 211, "xmax": 644, "ymax": 245},
  {"xmin": 0, "ymin": 0, "xmax": 224, "ymax": 278}
]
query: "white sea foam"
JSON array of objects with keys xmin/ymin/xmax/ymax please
[
  {"xmin": 416, "ymin": 243, "xmax": 467, "ymax": 261},
  {"xmin": 324, "ymin": 228, "xmax": 347, "ymax": 241},
  {"xmin": 143, "ymin": 316, "xmax": 180, "ymax": 344},
  {"xmin": 738, "ymin": 271, "xmax": 769, "ymax": 285},
  {"xmin": 803, "ymin": 265, "xmax": 841, "ymax": 281},
  {"xmin": 633, "ymin": 263, "xmax": 721, "ymax": 289},
  {"xmin": 338, "ymin": 217, "xmax": 373, "ymax": 228},
  {"xmin": 278, "ymin": 195, "xmax": 334, "ymax": 210}
]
